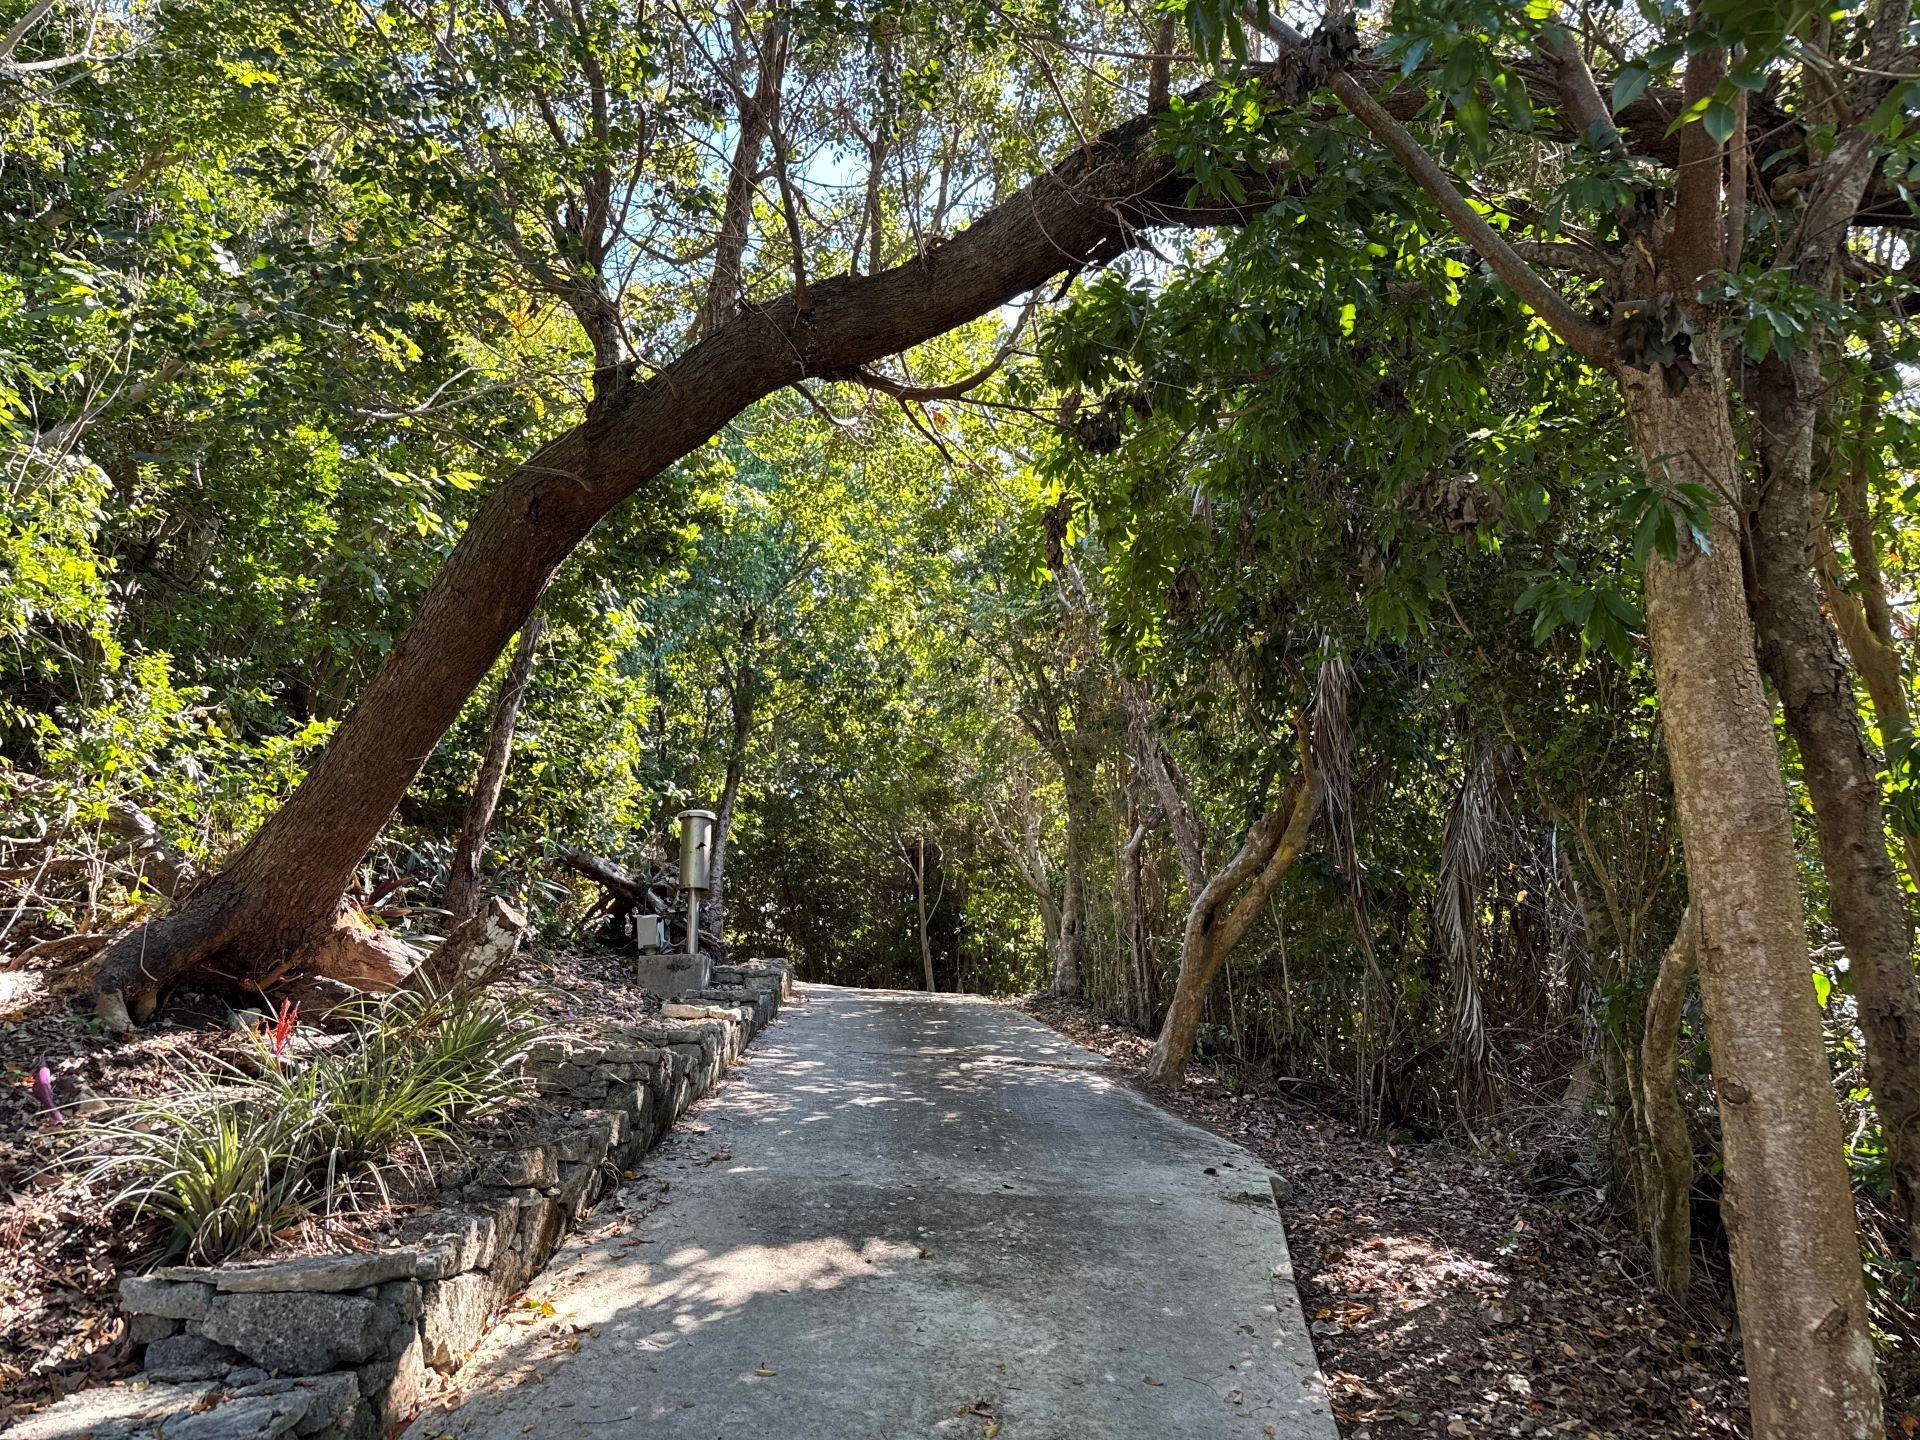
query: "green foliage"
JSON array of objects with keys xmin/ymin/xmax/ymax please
[
  {"xmin": 74, "ymin": 1077, "xmax": 318, "ymax": 1264},
  {"xmin": 285, "ymin": 980, "xmax": 529, "ymax": 1184},
  {"xmin": 72, "ymin": 980, "xmax": 528, "ymax": 1261}
]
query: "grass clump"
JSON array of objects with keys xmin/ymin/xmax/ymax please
[{"xmin": 71, "ymin": 978, "xmax": 529, "ymax": 1263}]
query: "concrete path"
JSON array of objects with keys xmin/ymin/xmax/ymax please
[{"xmin": 433, "ymin": 985, "xmax": 1336, "ymax": 1440}]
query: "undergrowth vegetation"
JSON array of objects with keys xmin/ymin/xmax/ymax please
[{"xmin": 68, "ymin": 982, "xmax": 529, "ymax": 1264}]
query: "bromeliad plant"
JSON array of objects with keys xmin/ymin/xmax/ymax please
[
  {"xmin": 259, "ymin": 979, "xmax": 529, "ymax": 1205},
  {"xmin": 69, "ymin": 977, "xmax": 530, "ymax": 1264},
  {"xmin": 74, "ymin": 1080, "xmax": 320, "ymax": 1263}
]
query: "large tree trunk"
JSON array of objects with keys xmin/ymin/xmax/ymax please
[
  {"xmin": 1146, "ymin": 768, "xmax": 1314, "ymax": 1085},
  {"xmin": 1622, "ymin": 359, "xmax": 1880, "ymax": 1437},
  {"xmin": 91, "ymin": 93, "xmax": 1241, "ymax": 1023},
  {"xmin": 443, "ymin": 616, "xmax": 545, "ymax": 925},
  {"xmin": 1749, "ymin": 352, "xmax": 1920, "ymax": 1251}
]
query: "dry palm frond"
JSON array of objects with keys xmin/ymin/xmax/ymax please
[
  {"xmin": 1312, "ymin": 646, "xmax": 1355, "ymax": 870},
  {"xmin": 1311, "ymin": 645, "xmax": 1395, "ymax": 1130},
  {"xmin": 1437, "ymin": 742, "xmax": 1506, "ymax": 1114}
]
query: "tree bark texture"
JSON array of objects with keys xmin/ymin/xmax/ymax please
[
  {"xmin": 1146, "ymin": 764, "xmax": 1315, "ymax": 1085},
  {"xmin": 1634, "ymin": 904, "xmax": 1697, "ymax": 1299},
  {"xmin": 1750, "ymin": 352, "xmax": 1920, "ymax": 1250},
  {"xmin": 443, "ymin": 616, "xmax": 545, "ymax": 925},
  {"xmin": 1623, "ymin": 358, "xmax": 1880, "ymax": 1437}
]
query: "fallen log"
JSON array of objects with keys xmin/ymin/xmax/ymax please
[
  {"xmin": 268, "ymin": 897, "xmax": 528, "ymax": 1024},
  {"xmin": 298, "ymin": 903, "xmax": 424, "ymax": 993},
  {"xmin": 554, "ymin": 844, "xmax": 668, "ymax": 912},
  {"xmin": 551, "ymin": 845, "xmax": 732, "ymax": 955}
]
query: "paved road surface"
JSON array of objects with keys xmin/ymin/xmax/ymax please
[{"xmin": 434, "ymin": 984, "xmax": 1336, "ymax": 1439}]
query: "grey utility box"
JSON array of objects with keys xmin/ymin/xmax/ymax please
[
  {"xmin": 678, "ymin": 808, "xmax": 717, "ymax": 893},
  {"xmin": 634, "ymin": 913, "xmax": 668, "ymax": 953}
]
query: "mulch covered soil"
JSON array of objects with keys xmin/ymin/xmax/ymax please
[
  {"xmin": 1020, "ymin": 995, "xmax": 1752, "ymax": 1440},
  {"xmin": 0, "ymin": 941, "xmax": 658, "ymax": 1428}
]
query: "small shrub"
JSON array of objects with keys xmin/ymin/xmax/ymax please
[{"xmin": 67, "ymin": 979, "xmax": 529, "ymax": 1263}]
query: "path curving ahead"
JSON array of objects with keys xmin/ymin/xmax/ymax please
[{"xmin": 434, "ymin": 984, "xmax": 1337, "ymax": 1439}]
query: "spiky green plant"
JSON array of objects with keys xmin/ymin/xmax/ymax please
[
  {"xmin": 70, "ymin": 977, "xmax": 530, "ymax": 1260},
  {"xmin": 75, "ymin": 1073, "xmax": 318, "ymax": 1262},
  {"xmin": 261, "ymin": 976, "xmax": 529, "ymax": 1208}
]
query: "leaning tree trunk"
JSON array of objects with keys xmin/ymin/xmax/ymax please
[
  {"xmin": 92, "ymin": 450, "xmax": 608, "ymax": 1026},
  {"xmin": 90, "ymin": 93, "xmax": 1241, "ymax": 1023},
  {"xmin": 1147, "ymin": 767, "xmax": 1315, "ymax": 1085},
  {"xmin": 1750, "ymin": 352, "xmax": 1920, "ymax": 1252},
  {"xmin": 443, "ymin": 616, "xmax": 545, "ymax": 925},
  {"xmin": 1622, "ymin": 357, "xmax": 1881, "ymax": 1436}
]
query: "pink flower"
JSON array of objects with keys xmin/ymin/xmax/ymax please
[{"xmin": 30, "ymin": 1064, "xmax": 64, "ymax": 1126}]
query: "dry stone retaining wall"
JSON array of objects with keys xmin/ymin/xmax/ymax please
[{"xmin": 13, "ymin": 959, "xmax": 793, "ymax": 1440}]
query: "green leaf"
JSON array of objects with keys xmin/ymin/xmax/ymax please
[
  {"xmin": 1611, "ymin": 65, "xmax": 1653, "ymax": 114},
  {"xmin": 1631, "ymin": 500, "xmax": 1663, "ymax": 566},
  {"xmin": 1702, "ymin": 99, "xmax": 1738, "ymax": 145}
]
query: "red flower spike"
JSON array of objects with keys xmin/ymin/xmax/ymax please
[{"xmin": 269, "ymin": 1000, "xmax": 299, "ymax": 1058}]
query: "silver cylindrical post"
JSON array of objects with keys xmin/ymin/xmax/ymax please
[{"xmin": 676, "ymin": 808, "xmax": 716, "ymax": 964}]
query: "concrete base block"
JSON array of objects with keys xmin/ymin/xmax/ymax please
[{"xmin": 634, "ymin": 951, "xmax": 710, "ymax": 996}]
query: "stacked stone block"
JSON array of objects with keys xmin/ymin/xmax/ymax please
[{"xmin": 14, "ymin": 961, "xmax": 794, "ymax": 1440}]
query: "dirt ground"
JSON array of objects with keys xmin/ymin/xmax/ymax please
[{"xmin": 1020, "ymin": 995, "xmax": 1754, "ymax": 1440}]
